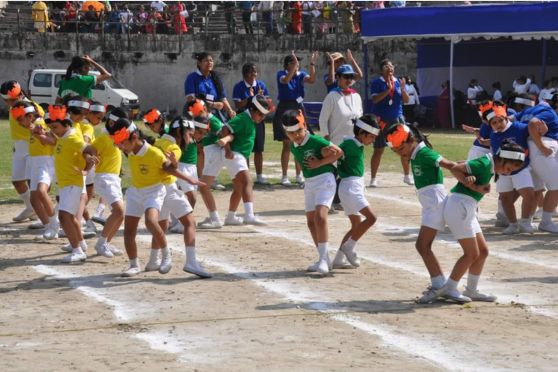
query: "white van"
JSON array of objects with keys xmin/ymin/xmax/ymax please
[{"xmin": 29, "ymin": 69, "xmax": 140, "ymax": 117}]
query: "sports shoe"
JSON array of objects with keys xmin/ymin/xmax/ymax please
[
  {"xmin": 107, "ymin": 244, "xmax": 123, "ymax": 256},
  {"xmin": 29, "ymin": 221, "xmax": 44, "ymax": 229},
  {"xmin": 538, "ymin": 220, "xmax": 558, "ymax": 234},
  {"xmin": 169, "ymin": 222, "xmax": 184, "ymax": 234},
  {"xmin": 244, "ymin": 215, "xmax": 266, "ymax": 226},
  {"xmin": 91, "ymin": 216, "xmax": 106, "ymax": 226},
  {"xmin": 340, "ymin": 244, "xmax": 361, "ymax": 267},
  {"xmin": 183, "ymin": 262, "xmax": 212, "ymax": 278},
  {"xmin": 224, "ymin": 214, "xmax": 244, "ymax": 226},
  {"xmin": 84, "ymin": 220, "xmax": 97, "ymax": 234},
  {"xmin": 197, "ymin": 217, "xmax": 223, "ymax": 229},
  {"xmin": 331, "ymin": 250, "xmax": 352, "ymax": 269},
  {"xmin": 62, "ymin": 249, "xmax": 87, "ymax": 263},
  {"xmin": 211, "ymin": 180, "xmax": 226, "ymax": 191},
  {"xmin": 462, "ymin": 287, "xmax": 497, "ymax": 302},
  {"xmin": 145, "ymin": 258, "xmax": 161, "ymax": 272},
  {"xmin": 368, "ymin": 178, "xmax": 378, "ymax": 188},
  {"xmin": 95, "ymin": 242, "xmax": 114, "ymax": 258},
  {"xmin": 403, "ymin": 174, "xmax": 414, "ymax": 185},
  {"xmin": 255, "ymin": 175, "xmax": 270, "ymax": 185},
  {"xmin": 439, "ymin": 287, "xmax": 471, "ymax": 303},
  {"xmin": 280, "ymin": 176, "xmax": 292, "ymax": 186},
  {"xmin": 518, "ymin": 221, "xmax": 536, "ymax": 234},
  {"xmin": 533, "ymin": 208, "xmax": 543, "ymax": 220},
  {"xmin": 306, "ymin": 260, "xmax": 329, "ymax": 274},
  {"xmin": 295, "ymin": 175, "xmax": 305, "ymax": 184},
  {"xmin": 502, "ymin": 223, "xmax": 520, "ymax": 235},
  {"xmin": 416, "ymin": 285, "xmax": 443, "ymax": 304},
  {"xmin": 61, "ymin": 243, "xmax": 73, "ymax": 253},
  {"xmin": 495, "ymin": 212, "xmax": 509, "ymax": 228},
  {"xmin": 122, "ymin": 266, "xmax": 141, "ymax": 277},
  {"xmin": 82, "ymin": 230, "xmax": 97, "ymax": 239},
  {"xmin": 159, "ymin": 255, "xmax": 172, "ymax": 274},
  {"xmin": 13, "ymin": 207, "xmax": 36, "ymax": 222},
  {"xmin": 42, "ymin": 222, "xmax": 59, "ymax": 240}
]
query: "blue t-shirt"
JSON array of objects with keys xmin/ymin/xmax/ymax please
[
  {"xmin": 277, "ymin": 70, "xmax": 309, "ymax": 101},
  {"xmin": 473, "ymin": 122, "xmax": 493, "ymax": 149},
  {"xmin": 324, "ymin": 73, "xmax": 338, "ymax": 93},
  {"xmin": 514, "ymin": 104, "xmax": 558, "ymax": 141},
  {"xmin": 184, "ymin": 70, "xmax": 227, "ymax": 102},
  {"xmin": 370, "ymin": 76, "xmax": 403, "ymax": 122},
  {"xmin": 490, "ymin": 121, "xmax": 530, "ymax": 174},
  {"xmin": 232, "ymin": 80, "xmax": 270, "ymax": 112}
]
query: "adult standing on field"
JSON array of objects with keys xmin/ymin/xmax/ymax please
[
  {"xmin": 368, "ymin": 58, "xmax": 413, "ymax": 188},
  {"xmin": 56, "ymin": 55, "xmax": 112, "ymax": 102}
]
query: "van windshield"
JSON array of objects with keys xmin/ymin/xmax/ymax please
[{"xmin": 105, "ymin": 78, "xmax": 124, "ymax": 89}]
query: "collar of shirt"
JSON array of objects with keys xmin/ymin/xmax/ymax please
[
  {"xmin": 244, "ymin": 80, "xmax": 257, "ymax": 89},
  {"xmin": 380, "ymin": 76, "xmax": 396, "ymax": 83},
  {"xmin": 161, "ymin": 133, "xmax": 176, "ymax": 143},
  {"xmin": 195, "ymin": 69, "xmax": 210, "ymax": 78},
  {"xmin": 284, "ymin": 70, "xmax": 301, "ymax": 77},
  {"xmin": 344, "ymin": 135, "xmax": 363, "ymax": 147},
  {"xmin": 134, "ymin": 141, "xmax": 149, "ymax": 156},
  {"xmin": 61, "ymin": 127, "xmax": 75, "ymax": 139},
  {"xmin": 411, "ymin": 141, "xmax": 426, "ymax": 160},
  {"xmin": 293, "ymin": 131, "xmax": 311, "ymax": 148}
]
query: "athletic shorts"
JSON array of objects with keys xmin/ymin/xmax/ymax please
[
  {"xmin": 417, "ymin": 184, "xmax": 448, "ymax": 231},
  {"xmin": 176, "ymin": 162, "xmax": 198, "ymax": 193},
  {"xmin": 304, "ymin": 172, "xmax": 336, "ymax": 212},
  {"xmin": 59, "ymin": 185, "xmax": 83, "ymax": 215},
  {"xmin": 496, "ymin": 166, "xmax": 541, "ymax": 193},
  {"xmin": 444, "ymin": 193, "xmax": 481, "ymax": 240},
  {"xmin": 528, "ymin": 138, "xmax": 558, "ymax": 191},
  {"xmin": 29, "ymin": 156, "xmax": 55, "ymax": 191},
  {"xmin": 339, "ymin": 176, "xmax": 369, "ymax": 216},
  {"xmin": 125, "ymin": 184, "xmax": 166, "ymax": 218},
  {"xmin": 94, "ymin": 173, "xmax": 123, "ymax": 206},
  {"xmin": 225, "ymin": 151, "xmax": 249, "ymax": 178},
  {"xmin": 467, "ymin": 145, "xmax": 491, "ymax": 161},
  {"xmin": 159, "ymin": 182, "xmax": 193, "ymax": 221},
  {"xmin": 202, "ymin": 144, "xmax": 225, "ymax": 178},
  {"xmin": 12, "ymin": 140, "xmax": 30, "ymax": 181},
  {"xmin": 253, "ymin": 121, "xmax": 265, "ymax": 153}
]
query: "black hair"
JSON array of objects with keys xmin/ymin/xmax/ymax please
[
  {"xmin": 353, "ymin": 114, "xmax": 379, "ymax": 137},
  {"xmin": 481, "ymin": 100, "xmax": 506, "ymax": 122},
  {"xmin": 281, "ymin": 109, "xmax": 305, "ymax": 128},
  {"xmin": 494, "ymin": 139, "xmax": 526, "ymax": 180},
  {"xmin": 550, "ymin": 92, "xmax": 558, "ymax": 109},
  {"xmin": 63, "ymin": 94, "xmax": 88, "ymax": 115},
  {"xmin": 247, "ymin": 94, "xmax": 271, "ymax": 114},
  {"xmin": 492, "ymin": 81, "xmax": 501, "ymax": 90},
  {"xmin": 384, "ymin": 121, "xmax": 433, "ymax": 149},
  {"xmin": 379, "ymin": 59, "xmax": 392, "ymax": 69},
  {"xmin": 167, "ymin": 116, "xmax": 190, "ymax": 150},
  {"xmin": 104, "ymin": 107, "xmax": 127, "ymax": 131},
  {"xmin": 194, "ymin": 52, "xmax": 224, "ymax": 102},
  {"xmin": 65, "ymin": 56, "xmax": 89, "ymax": 80},
  {"xmin": 45, "ymin": 104, "xmax": 73, "ymax": 127},
  {"xmin": 184, "ymin": 99, "xmax": 207, "ymax": 120},
  {"xmin": 242, "ymin": 63, "xmax": 257, "ymax": 77},
  {"xmin": 1, "ymin": 80, "xmax": 31, "ymax": 101}
]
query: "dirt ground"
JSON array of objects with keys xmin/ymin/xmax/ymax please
[{"xmin": 1, "ymin": 171, "xmax": 558, "ymax": 371}]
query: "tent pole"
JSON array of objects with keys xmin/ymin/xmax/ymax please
[
  {"xmin": 363, "ymin": 42, "xmax": 369, "ymax": 112},
  {"xmin": 541, "ymin": 39, "xmax": 548, "ymax": 85},
  {"xmin": 449, "ymin": 38, "xmax": 455, "ymax": 129}
]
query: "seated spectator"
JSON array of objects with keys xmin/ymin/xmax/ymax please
[
  {"xmin": 337, "ymin": 1, "xmax": 355, "ymax": 34},
  {"xmin": 528, "ymin": 74, "xmax": 540, "ymax": 95},
  {"xmin": 539, "ymin": 80, "xmax": 555, "ymax": 104},
  {"xmin": 492, "ymin": 81, "xmax": 503, "ymax": 101},
  {"xmin": 146, "ymin": 9, "xmax": 162, "ymax": 34},
  {"xmin": 467, "ymin": 79, "xmax": 483, "ymax": 105},
  {"xmin": 513, "ymin": 75, "xmax": 531, "ymax": 94}
]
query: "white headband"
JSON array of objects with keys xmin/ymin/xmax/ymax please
[
  {"xmin": 17, "ymin": 106, "xmax": 36, "ymax": 115},
  {"xmin": 193, "ymin": 120, "xmax": 208, "ymax": 129},
  {"xmin": 68, "ymin": 100, "xmax": 90, "ymax": 109},
  {"xmin": 89, "ymin": 104, "xmax": 106, "ymax": 113},
  {"xmin": 282, "ymin": 124, "xmax": 303, "ymax": 132},
  {"xmin": 252, "ymin": 96, "xmax": 270, "ymax": 115},
  {"xmin": 108, "ymin": 114, "xmax": 121, "ymax": 122},
  {"xmin": 486, "ymin": 111, "xmax": 498, "ymax": 122},
  {"xmin": 127, "ymin": 122, "xmax": 138, "ymax": 133},
  {"xmin": 355, "ymin": 119, "xmax": 380, "ymax": 136},
  {"xmin": 541, "ymin": 90, "xmax": 556, "ymax": 101},
  {"xmin": 514, "ymin": 97, "xmax": 535, "ymax": 106},
  {"xmin": 499, "ymin": 149, "xmax": 525, "ymax": 161},
  {"xmin": 170, "ymin": 120, "xmax": 181, "ymax": 129}
]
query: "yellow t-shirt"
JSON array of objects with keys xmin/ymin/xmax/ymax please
[
  {"xmin": 128, "ymin": 142, "xmax": 168, "ymax": 189},
  {"xmin": 154, "ymin": 134, "xmax": 182, "ymax": 185},
  {"xmin": 77, "ymin": 121, "xmax": 95, "ymax": 143},
  {"xmin": 91, "ymin": 132, "xmax": 122, "ymax": 175},
  {"xmin": 9, "ymin": 101, "xmax": 45, "ymax": 141},
  {"xmin": 54, "ymin": 128, "xmax": 86, "ymax": 188},
  {"xmin": 29, "ymin": 119, "xmax": 54, "ymax": 157}
]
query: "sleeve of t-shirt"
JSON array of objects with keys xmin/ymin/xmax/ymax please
[
  {"xmin": 420, "ymin": 147, "xmax": 442, "ymax": 167},
  {"xmin": 533, "ymin": 109, "xmax": 555, "ymax": 125},
  {"xmin": 232, "ymin": 82, "xmax": 244, "ymax": 102},
  {"xmin": 169, "ymin": 143, "xmax": 182, "ymax": 161},
  {"xmin": 82, "ymin": 74, "xmax": 96, "ymax": 88},
  {"xmin": 184, "ymin": 73, "xmax": 196, "ymax": 98},
  {"xmin": 277, "ymin": 70, "xmax": 287, "ymax": 85},
  {"xmin": 71, "ymin": 134, "xmax": 87, "ymax": 153},
  {"xmin": 210, "ymin": 116, "xmax": 223, "ymax": 134},
  {"xmin": 299, "ymin": 70, "xmax": 309, "ymax": 84},
  {"xmin": 466, "ymin": 155, "xmax": 489, "ymax": 176},
  {"xmin": 479, "ymin": 123, "xmax": 491, "ymax": 138}
]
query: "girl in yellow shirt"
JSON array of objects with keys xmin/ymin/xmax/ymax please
[
  {"xmin": 45, "ymin": 105, "xmax": 98, "ymax": 263},
  {"xmin": 11, "ymin": 101, "xmax": 58, "ymax": 240}
]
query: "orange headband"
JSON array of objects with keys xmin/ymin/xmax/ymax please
[
  {"xmin": 478, "ymin": 101, "xmax": 493, "ymax": 115},
  {"xmin": 110, "ymin": 123, "xmax": 137, "ymax": 145},
  {"xmin": 486, "ymin": 106, "xmax": 507, "ymax": 122},
  {"xmin": 47, "ymin": 105, "xmax": 68, "ymax": 121},
  {"xmin": 386, "ymin": 125, "xmax": 411, "ymax": 148},
  {"xmin": 188, "ymin": 100, "xmax": 205, "ymax": 117},
  {"xmin": 1, "ymin": 82, "xmax": 22, "ymax": 99},
  {"xmin": 11, "ymin": 105, "xmax": 35, "ymax": 119},
  {"xmin": 143, "ymin": 108, "xmax": 161, "ymax": 124}
]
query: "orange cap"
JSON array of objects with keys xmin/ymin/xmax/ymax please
[{"xmin": 143, "ymin": 108, "xmax": 161, "ymax": 124}]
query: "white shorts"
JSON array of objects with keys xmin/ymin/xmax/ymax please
[
  {"xmin": 467, "ymin": 145, "xmax": 490, "ymax": 161},
  {"xmin": 339, "ymin": 177, "xmax": 369, "ymax": 216},
  {"xmin": 444, "ymin": 193, "xmax": 482, "ymax": 240},
  {"xmin": 528, "ymin": 138, "xmax": 558, "ymax": 190},
  {"xmin": 495, "ymin": 166, "xmax": 540, "ymax": 193},
  {"xmin": 125, "ymin": 184, "xmax": 166, "ymax": 218},
  {"xmin": 202, "ymin": 144, "xmax": 225, "ymax": 177},
  {"xmin": 304, "ymin": 172, "xmax": 336, "ymax": 212},
  {"xmin": 29, "ymin": 156, "xmax": 55, "ymax": 191},
  {"xmin": 176, "ymin": 162, "xmax": 198, "ymax": 193},
  {"xmin": 85, "ymin": 166, "xmax": 95, "ymax": 185},
  {"xmin": 417, "ymin": 184, "xmax": 448, "ymax": 231},
  {"xmin": 94, "ymin": 173, "xmax": 123, "ymax": 206},
  {"xmin": 159, "ymin": 183, "xmax": 193, "ymax": 221},
  {"xmin": 59, "ymin": 185, "xmax": 84, "ymax": 215},
  {"xmin": 225, "ymin": 151, "xmax": 249, "ymax": 179},
  {"xmin": 12, "ymin": 140, "xmax": 30, "ymax": 181}
]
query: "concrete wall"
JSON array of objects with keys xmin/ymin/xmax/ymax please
[{"xmin": 0, "ymin": 32, "xmax": 417, "ymax": 114}]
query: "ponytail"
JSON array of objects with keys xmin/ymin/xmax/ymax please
[{"xmin": 65, "ymin": 56, "xmax": 88, "ymax": 80}]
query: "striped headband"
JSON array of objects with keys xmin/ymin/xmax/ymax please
[
  {"xmin": 68, "ymin": 100, "xmax": 91, "ymax": 109},
  {"xmin": 355, "ymin": 119, "xmax": 380, "ymax": 136},
  {"xmin": 193, "ymin": 120, "xmax": 209, "ymax": 129},
  {"xmin": 514, "ymin": 97, "xmax": 535, "ymax": 106},
  {"xmin": 499, "ymin": 149, "xmax": 525, "ymax": 161}
]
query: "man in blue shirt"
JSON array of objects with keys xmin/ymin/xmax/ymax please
[{"xmin": 233, "ymin": 63, "xmax": 270, "ymax": 184}]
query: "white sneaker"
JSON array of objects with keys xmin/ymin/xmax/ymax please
[
  {"xmin": 306, "ymin": 260, "xmax": 329, "ymax": 274},
  {"xmin": 84, "ymin": 220, "xmax": 97, "ymax": 234},
  {"xmin": 440, "ymin": 287, "xmax": 471, "ymax": 303},
  {"xmin": 331, "ymin": 250, "xmax": 352, "ymax": 269},
  {"xmin": 95, "ymin": 242, "xmax": 114, "ymax": 258},
  {"xmin": 243, "ymin": 215, "xmax": 266, "ymax": 226},
  {"xmin": 183, "ymin": 262, "xmax": 212, "ymax": 278},
  {"xmin": 416, "ymin": 285, "xmax": 443, "ymax": 304},
  {"xmin": 462, "ymin": 287, "xmax": 497, "ymax": 302},
  {"xmin": 107, "ymin": 244, "xmax": 123, "ymax": 256},
  {"xmin": 280, "ymin": 176, "xmax": 292, "ymax": 186},
  {"xmin": 255, "ymin": 175, "xmax": 270, "ymax": 185},
  {"xmin": 159, "ymin": 255, "xmax": 172, "ymax": 274},
  {"xmin": 29, "ymin": 221, "xmax": 44, "ymax": 229},
  {"xmin": 533, "ymin": 208, "xmax": 543, "ymax": 220},
  {"xmin": 13, "ymin": 207, "xmax": 36, "ymax": 222},
  {"xmin": 495, "ymin": 212, "xmax": 509, "ymax": 228},
  {"xmin": 340, "ymin": 244, "xmax": 361, "ymax": 267},
  {"xmin": 145, "ymin": 258, "xmax": 161, "ymax": 272},
  {"xmin": 211, "ymin": 180, "xmax": 226, "ymax": 191},
  {"xmin": 62, "ymin": 249, "xmax": 87, "ymax": 263},
  {"xmin": 538, "ymin": 220, "xmax": 558, "ymax": 234},
  {"xmin": 368, "ymin": 178, "xmax": 378, "ymax": 188},
  {"xmin": 82, "ymin": 230, "xmax": 97, "ymax": 239},
  {"xmin": 295, "ymin": 175, "xmax": 304, "ymax": 184},
  {"xmin": 42, "ymin": 223, "xmax": 59, "ymax": 240},
  {"xmin": 224, "ymin": 214, "xmax": 244, "ymax": 226},
  {"xmin": 197, "ymin": 217, "xmax": 223, "ymax": 229},
  {"xmin": 122, "ymin": 266, "xmax": 141, "ymax": 277},
  {"xmin": 518, "ymin": 221, "xmax": 536, "ymax": 234},
  {"xmin": 60, "ymin": 243, "xmax": 72, "ymax": 253},
  {"xmin": 403, "ymin": 174, "xmax": 414, "ymax": 185},
  {"xmin": 502, "ymin": 223, "xmax": 520, "ymax": 235},
  {"xmin": 169, "ymin": 223, "xmax": 184, "ymax": 234}
]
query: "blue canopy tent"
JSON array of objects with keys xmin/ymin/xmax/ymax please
[{"xmin": 360, "ymin": 2, "xmax": 558, "ymax": 128}]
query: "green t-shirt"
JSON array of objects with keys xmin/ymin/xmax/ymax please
[
  {"xmin": 226, "ymin": 111, "xmax": 256, "ymax": 159},
  {"xmin": 451, "ymin": 153, "xmax": 494, "ymax": 202},
  {"xmin": 179, "ymin": 141, "xmax": 198, "ymax": 165},
  {"xmin": 290, "ymin": 133, "xmax": 335, "ymax": 179},
  {"xmin": 338, "ymin": 137, "xmax": 364, "ymax": 178},
  {"xmin": 201, "ymin": 114, "xmax": 224, "ymax": 147},
  {"xmin": 57, "ymin": 74, "xmax": 96, "ymax": 99},
  {"xmin": 411, "ymin": 142, "xmax": 444, "ymax": 190}
]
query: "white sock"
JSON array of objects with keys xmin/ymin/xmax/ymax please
[
  {"xmin": 244, "ymin": 202, "xmax": 254, "ymax": 218},
  {"xmin": 161, "ymin": 247, "xmax": 170, "ymax": 259},
  {"xmin": 72, "ymin": 247, "xmax": 83, "ymax": 254},
  {"xmin": 130, "ymin": 258, "xmax": 139, "ymax": 267},
  {"xmin": 149, "ymin": 249, "xmax": 159, "ymax": 262},
  {"xmin": 209, "ymin": 210, "xmax": 220, "ymax": 221},
  {"xmin": 48, "ymin": 213, "xmax": 58, "ymax": 225},
  {"xmin": 467, "ymin": 274, "xmax": 480, "ymax": 291},
  {"xmin": 79, "ymin": 240, "xmax": 87, "ymax": 250},
  {"xmin": 21, "ymin": 189, "xmax": 32, "ymax": 210},
  {"xmin": 542, "ymin": 211, "xmax": 553, "ymax": 224},
  {"xmin": 185, "ymin": 246, "xmax": 196, "ymax": 265},
  {"xmin": 431, "ymin": 275, "xmax": 446, "ymax": 289},
  {"xmin": 445, "ymin": 278, "xmax": 459, "ymax": 291},
  {"xmin": 227, "ymin": 211, "xmax": 237, "ymax": 219},
  {"xmin": 343, "ymin": 238, "xmax": 357, "ymax": 253},
  {"xmin": 317, "ymin": 242, "xmax": 328, "ymax": 261}
]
